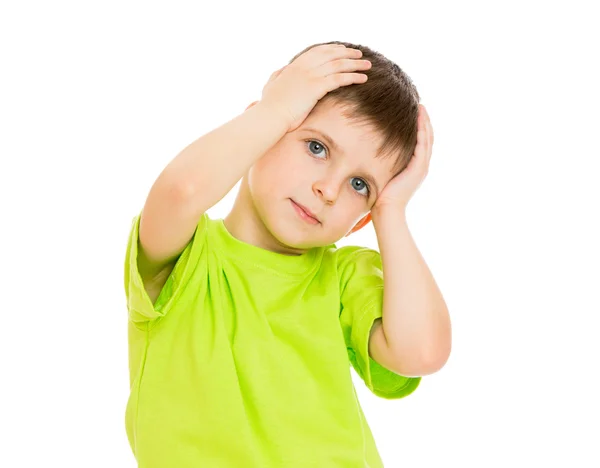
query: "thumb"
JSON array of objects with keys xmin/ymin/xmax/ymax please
[{"xmin": 268, "ymin": 65, "xmax": 286, "ymax": 82}]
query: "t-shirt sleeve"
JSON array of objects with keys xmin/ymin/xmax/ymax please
[
  {"xmin": 337, "ymin": 245, "xmax": 421, "ymax": 400},
  {"xmin": 123, "ymin": 210, "xmax": 209, "ymax": 326}
]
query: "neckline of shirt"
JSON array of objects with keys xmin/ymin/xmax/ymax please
[{"xmin": 212, "ymin": 218, "xmax": 328, "ymax": 277}]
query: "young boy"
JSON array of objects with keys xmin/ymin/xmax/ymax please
[{"xmin": 123, "ymin": 40, "xmax": 450, "ymax": 467}]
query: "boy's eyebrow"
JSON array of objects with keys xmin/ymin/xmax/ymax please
[
  {"xmin": 302, "ymin": 127, "xmax": 381, "ymax": 198},
  {"xmin": 303, "ymin": 127, "xmax": 343, "ymax": 155}
]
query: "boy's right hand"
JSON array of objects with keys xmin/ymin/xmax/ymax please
[{"xmin": 259, "ymin": 44, "xmax": 372, "ymax": 133}]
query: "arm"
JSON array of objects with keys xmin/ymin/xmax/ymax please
[
  {"xmin": 369, "ymin": 209, "xmax": 452, "ymax": 377},
  {"xmin": 366, "ymin": 104, "xmax": 450, "ymax": 377},
  {"xmin": 158, "ymin": 44, "xmax": 370, "ymax": 216},
  {"xmin": 135, "ymin": 45, "xmax": 370, "ymax": 292},
  {"xmin": 133, "ymin": 101, "xmax": 288, "ymax": 294},
  {"xmin": 159, "ymin": 102, "xmax": 289, "ymax": 216}
]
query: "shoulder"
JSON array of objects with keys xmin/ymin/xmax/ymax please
[
  {"xmin": 325, "ymin": 244, "xmax": 381, "ymax": 268},
  {"xmin": 320, "ymin": 245, "xmax": 382, "ymax": 288}
]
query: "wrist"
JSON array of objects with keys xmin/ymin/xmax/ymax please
[
  {"xmin": 371, "ymin": 204, "xmax": 406, "ymax": 223},
  {"xmin": 254, "ymin": 100, "xmax": 293, "ymax": 134}
]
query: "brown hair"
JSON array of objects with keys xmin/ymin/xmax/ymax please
[{"xmin": 288, "ymin": 40, "xmax": 421, "ymax": 176}]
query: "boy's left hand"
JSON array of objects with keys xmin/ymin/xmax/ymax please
[{"xmin": 373, "ymin": 104, "xmax": 434, "ymax": 213}]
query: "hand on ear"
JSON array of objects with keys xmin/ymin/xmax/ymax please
[{"xmin": 345, "ymin": 212, "xmax": 372, "ymax": 237}]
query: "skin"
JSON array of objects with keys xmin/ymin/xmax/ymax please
[{"xmin": 223, "ymin": 98, "xmax": 399, "ymax": 256}]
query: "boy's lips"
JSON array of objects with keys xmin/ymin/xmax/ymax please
[{"xmin": 290, "ymin": 199, "xmax": 320, "ymax": 223}]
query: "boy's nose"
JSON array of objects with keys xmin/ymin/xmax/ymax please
[{"xmin": 313, "ymin": 180, "xmax": 339, "ymax": 204}]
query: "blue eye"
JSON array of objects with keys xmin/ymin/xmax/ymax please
[
  {"xmin": 350, "ymin": 177, "xmax": 370, "ymax": 197},
  {"xmin": 305, "ymin": 139, "xmax": 370, "ymax": 198},
  {"xmin": 306, "ymin": 140, "xmax": 327, "ymax": 158}
]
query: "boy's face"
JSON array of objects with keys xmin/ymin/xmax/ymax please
[{"xmin": 241, "ymin": 99, "xmax": 398, "ymax": 254}]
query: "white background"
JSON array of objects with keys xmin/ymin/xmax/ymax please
[{"xmin": 1, "ymin": 0, "xmax": 598, "ymax": 466}]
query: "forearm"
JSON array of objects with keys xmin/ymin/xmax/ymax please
[
  {"xmin": 159, "ymin": 102, "xmax": 289, "ymax": 215},
  {"xmin": 372, "ymin": 206, "xmax": 452, "ymax": 373}
]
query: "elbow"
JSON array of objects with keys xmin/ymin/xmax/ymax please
[
  {"xmin": 420, "ymin": 339, "xmax": 452, "ymax": 375},
  {"xmin": 393, "ymin": 340, "xmax": 451, "ymax": 377}
]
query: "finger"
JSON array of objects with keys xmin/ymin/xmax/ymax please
[
  {"xmin": 416, "ymin": 109, "xmax": 428, "ymax": 156},
  {"xmin": 418, "ymin": 105, "xmax": 425, "ymax": 127},
  {"xmin": 303, "ymin": 44, "xmax": 363, "ymax": 68},
  {"xmin": 421, "ymin": 105, "xmax": 434, "ymax": 147},
  {"xmin": 418, "ymin": 105, "xmax": 431, "ymax": 152},
  {"xmin": 426, "ymin": 113, "xmax": 434, "ymax": 146},
  {"xmin": 316, "ymin": 58, "xmax": 372, "ymax": 77},
  {"xmin": 424, "ymin": 115, "xmax": 431, "ymax": 158},
  {"xmin": 426, "ymin": 122, "xmax": 432, "ymax": 160},
  {"xmin": 294, "ymin": 44, "xmax": 345, "ymax": 66},
  {"xmin": 427, "ymin": 120, "xmax": 434, "ymax": 148},
  {"xmin": 267, "ymin": 66, "xmax": 284, "ymax": 83},
  {"xmin": 323, "ymin": 72, "xmax": 368, "ymax": 93},
  {"xmin": 415, "ymin": 129, "xmax": 430, "ymax": 174},
  {"xmin": 314, "ymin": 43, "xmax": 347, "ymax": 50},
  {"xmin": 421, "ymin": 107, "xmax": 433, "ymax": 151}
]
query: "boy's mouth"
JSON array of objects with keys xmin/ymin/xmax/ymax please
[{"xmin": 290, "ymin": 199, "xmax": 320, "ymax": 224}]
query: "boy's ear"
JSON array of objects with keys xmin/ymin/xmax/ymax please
[
  {"xmin": 344, "ymin": 213, "xmax": 372, "ymax": 237},
  {"xmin": 246, "ymin": 101, "xmax": 259, "ymax": 111}
]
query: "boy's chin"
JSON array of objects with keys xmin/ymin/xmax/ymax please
[
  {"xmin": 261, "ymin": 216, "xmax": 312, "ymax": 247},
  {"xmin": 272, "ymin": 224, "xmax": 316, "ymax": 249},
  {"xmin": 268, "ymin": 217, "xmax": 343, "ymax": 250}
]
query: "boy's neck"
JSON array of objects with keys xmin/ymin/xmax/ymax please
[{"xmin": 223, "ymin": 176, "xmax": 307, "ymax": 257}]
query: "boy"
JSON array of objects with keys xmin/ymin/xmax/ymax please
[{"xmin": 123, "ymin": 40, "xmax": 450, "ymax": 467}]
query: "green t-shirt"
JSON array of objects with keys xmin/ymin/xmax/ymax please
[{"xmin": 123, "ymin": 211, "xmax": 421, "ymax": 467}]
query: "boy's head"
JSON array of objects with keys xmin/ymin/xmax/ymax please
[{"xmin": 229, "ymin": 41, "xmax": 420, "ymax": 255}]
